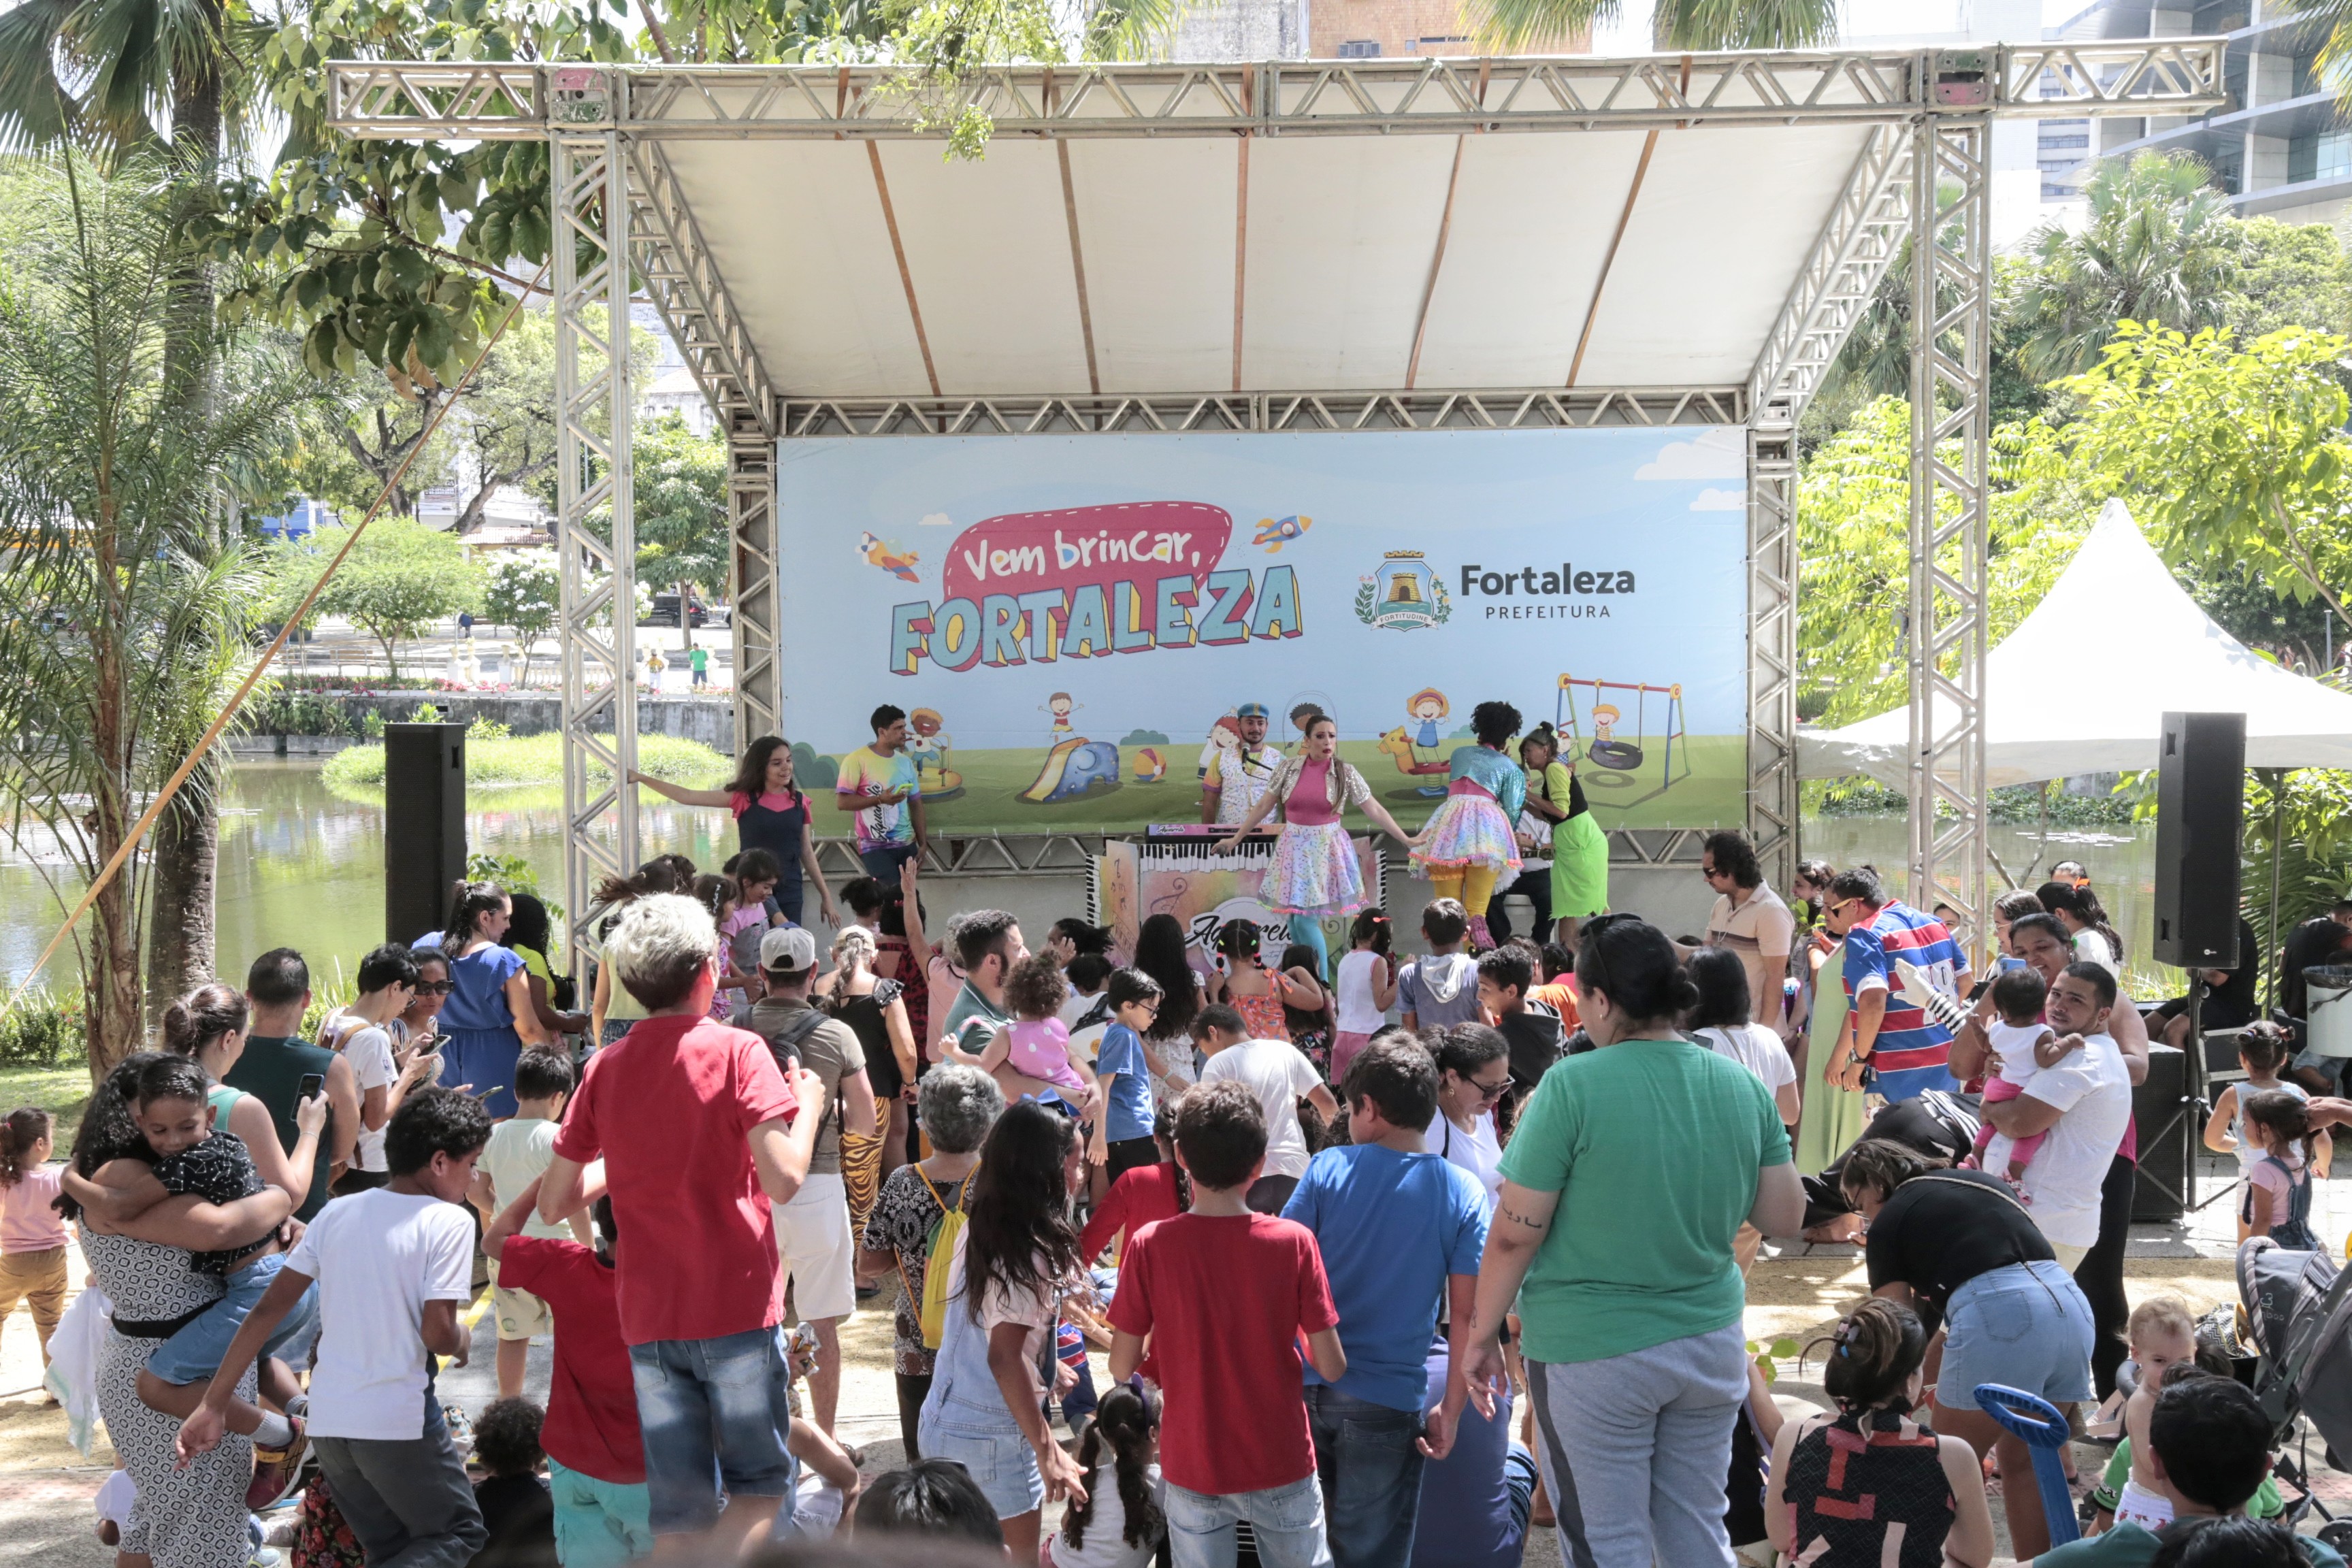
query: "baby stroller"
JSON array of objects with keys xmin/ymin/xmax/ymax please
[{"xmin": 2237, "ymin": 1235, "xmax": 2352, "ymax": 1550}]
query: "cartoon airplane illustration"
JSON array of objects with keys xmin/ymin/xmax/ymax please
[{"xmin": 859, "ymin": 532, "xmax": 921, "ymax": 582}]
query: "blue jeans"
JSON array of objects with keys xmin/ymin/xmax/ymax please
[
  {"xmin": 1305, "ymin": 1385, "xmax": 1426, "ymax": 1568},
  {"xmin": 627, "ymin": 1326, "xmax": 796, "ymax": 1536},
  {"xmin": 146, "ymin": 1253, "xmax": 321, "ymax": 1385},
  {"xmin": 859, "ymin": 842, "xmax": 919, "ymax": 883},
  {"xmin": 1166, "ymin": 1473, "xmax": 1333, "ymax": 1568},
  {"xmin": 1940, "ymin": 1259, "xmax": 2095, "ymax": 1409}
]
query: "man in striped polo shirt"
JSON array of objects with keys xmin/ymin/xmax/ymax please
[{"xmin": 1823, "ymin": 866, "xmax": 1970, "ymax": 1102}]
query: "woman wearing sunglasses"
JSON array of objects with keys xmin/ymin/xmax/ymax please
[
  {"xmin": 1462, "ymin": 913, "xmax": 1804, "ymax": 1568},
  {"xmin": 1425, "ymin": 1022, "xmax": 1511, "ymax": 1209}
]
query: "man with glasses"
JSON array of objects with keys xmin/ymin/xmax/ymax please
[
  {"xmin": 1823, "ymin": 866, "xmax": 1969, "ymax": 1103},
  {"xmin": 1697, "ymin": 830, "xmax": 1794, "ymax": 1036}
]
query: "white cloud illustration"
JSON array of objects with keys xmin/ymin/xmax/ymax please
[
  {"xmin": 1635, "ymin": 427, "xmax": 1744, "ymax": 482},
  {"xmin": 918, "ymin": 512, "xmax": 955, "ymax": 527},
  {"xmin": 1690, "ymin": 487, "xmax": 1745, "ymax": 512}
]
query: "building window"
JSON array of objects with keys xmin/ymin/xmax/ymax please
[
  {"xmin": 2039, "ymin": 133, "xmax": 2089, "ymax": 150},
  {"xmin": 1337, "ymin": 38, "xmax": 1379, "ymax": 56}
]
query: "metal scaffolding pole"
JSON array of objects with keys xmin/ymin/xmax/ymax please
[
  {"xmin": 553, "ymin": 129, "xmax": 640, "ymax": 962},
  {"xmin": 1905, "ymin": 111, "xmax": 1992, "ymax": 943},
  {"xmin": 728, "ymin": 425, "xmax": 781, "ymax": 747},
  {"xmin": 1746, "ymin": 425, "xmax": 1800, "ymax": 892}
]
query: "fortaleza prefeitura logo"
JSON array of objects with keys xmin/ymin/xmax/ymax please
[{"xmin": 1356, "ymin": 550, "xmax": 1637, "ymax": 631}]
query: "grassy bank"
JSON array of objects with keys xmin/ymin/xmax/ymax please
[
  {"xmin": 323, "ymin": 732, "xmax": 729, "ymax": 794},
  {"xmin": 0, "ymin": 1064, "xmax": 93, "ymax": 1152}
]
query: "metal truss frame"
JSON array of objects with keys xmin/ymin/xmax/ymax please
[
  {"xmin": 323, "ymin": 49, "xmax": 2224, "ymax": 926},
  {"xmin": 781, "ymin": 387, "xmax": 1742, "ymax": 435},
  {"xmin": 553, "ymin": 132, "xmax": 641, "ymax": 962},
  {"xmin": 328, "ymin": 42, "xmax": 2223, "ymax": 141},
  {"xmin": 1905, "ymin": 115, "xmax": 1993, "ymax": 944}
]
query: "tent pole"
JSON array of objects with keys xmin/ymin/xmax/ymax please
[{"xmin": 2267, "ymin": 767, "xmax": 2285, "ymax": 1014}]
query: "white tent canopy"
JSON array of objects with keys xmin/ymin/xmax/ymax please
[{"xmin": 1800, "ymin": 499, "xmax": 2352, "ymax": 788}]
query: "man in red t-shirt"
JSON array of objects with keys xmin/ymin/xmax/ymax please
[
  {"xmin": 484, "ymin": 1182, "xmax": 650, "ymax": 1563},
  {"xmin": 538, "ymin": 894, "xmax": 823, "ymax": 1549},
  {"xmin": 1109, "ymin": 1080, "xmax": 1345, "ymax": 1568}
]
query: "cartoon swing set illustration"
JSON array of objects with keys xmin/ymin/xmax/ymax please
[{"xmin": 1555, "ymin": 673, "xmax": 1690, "ymax": 800}]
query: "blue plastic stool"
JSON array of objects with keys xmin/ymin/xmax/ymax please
[{"xmin": 1974, "ymin": 1383, "xmax": 2080, "ymax": 1547}]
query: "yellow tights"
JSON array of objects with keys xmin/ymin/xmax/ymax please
[{"xmin": 1429, "ymin": 864, "xmax": 1501, "ymax": 916}]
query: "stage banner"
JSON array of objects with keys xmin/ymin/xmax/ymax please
[{"xmin": 777, "ymin": 428, "xmax": 1748, "ymax": 835}]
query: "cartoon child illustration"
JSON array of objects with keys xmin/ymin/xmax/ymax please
[
  {"xmin": 1044, "ymin": 691, "xmax": 1080, "ymax": 742},
  {"xmin": 1407, "ymin": 689, "xmax": 1451, "ymax": 760},
  {"xmin": 906, "ymin": 707, "xmax": 949, "ymax": 783},
  {"xmin": 1591, "ymin": 702, "xmax": 1620, "ymax": 747}
]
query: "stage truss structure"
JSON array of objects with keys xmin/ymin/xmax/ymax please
[{"xmin": 330, "ymin": 43, "xmax": 2225, "ymax": 950}]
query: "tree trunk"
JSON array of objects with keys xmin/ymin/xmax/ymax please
[
  {"xmin": 150, "ymin": 36, "xmax": 227, "ymax": 1039},
  {"xmin": 679, "ymin": 580, "xmax": 694, "ymax": 651},
  {"xmin": 144, "ymin": 765, "xmax": 220, "ymax": 1024}
]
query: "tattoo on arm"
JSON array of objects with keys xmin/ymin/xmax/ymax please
[{"xmin": 1497, "ymin": 1201, "xmax": 1547, "ymax": 1231}]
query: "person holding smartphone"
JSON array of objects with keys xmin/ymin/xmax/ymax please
[{"xmin": 224, "ymin": 949, "xmax": 359, "ymax": 1224}]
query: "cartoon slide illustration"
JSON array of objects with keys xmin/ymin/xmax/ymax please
[{"xmin": 1020, "ymin": 738, "xmax": 1124, "ymax": 804}]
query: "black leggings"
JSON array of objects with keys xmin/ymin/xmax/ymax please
[
  {"xmin": 896, "ymin": 1371, "xmax": 931, "ymax": 1461},
  {"xmin": 2074, "ymin": 1153, "xmax": 2136, "ymax": 1400}
]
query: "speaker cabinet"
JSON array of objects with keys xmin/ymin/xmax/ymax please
[
  {"xmin": 385, "ymin": 722, "xmax": 468, "ymax": 945},
  {"xmin": 2131, "ymin": 1043, "xmax": 2191, "ymax": 1223},
  {"xmin": 2153, "ymin": 711, "xmax": 2244, "ymax": 970}
]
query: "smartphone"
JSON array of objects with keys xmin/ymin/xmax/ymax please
[{"xmin": 297, "ymin": 1072, "xmax": 325, "ymax": 1101}]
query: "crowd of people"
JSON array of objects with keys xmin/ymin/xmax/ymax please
[{"xmin": 10, "ymin": 713, "xmax": 2352, "ymax": 1568}]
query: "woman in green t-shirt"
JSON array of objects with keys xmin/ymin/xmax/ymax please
[{"xmin": 1460, "ymin": 915, "xmax": 1805, "ymax": 1568}]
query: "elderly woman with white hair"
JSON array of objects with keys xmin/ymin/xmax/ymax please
[{"xmin": 858, "ymin": 1062, "xmax": 1007, "ymax": 1462}]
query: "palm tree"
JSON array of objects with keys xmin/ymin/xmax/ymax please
[
  {"xmin": 0, "ymin": 157, "xmax": 308, "ymax": 1071},
  {"xmin": 2011, "ymin": 150, "xmax": 2245, "ymax": 383},
  {"xmin": 0, "ymin": 0, "xmax": 261, "ymax": 1016},
  {"xmin": 1472, "ymin": 0, "xmax": 1837, "ymax": 53}
]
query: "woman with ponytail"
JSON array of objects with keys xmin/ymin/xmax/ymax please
[
  {"xmin": 438, "ymin": 881, "xmax": 553, "ymax": 1117},
  {"xmin": 1459, "ymin": 914, "xmax": 1806, "ymax": 1568},
  {"xmin": 1050, "ymin": 1383, "xmax": 1166, "ymax": 1567},
  {"xmin": 1766, "ymin": 1298, "xmax": 1994, "ymax": 1567},
  {"xmin": 818, "ymin": 924, "xmax": 919, "ymax": 1203},
  {"xmin": 161, "ymin": 983, "xmax": 331, "ymax": 1211},
  {"xmin": 0, "ymin": 1107, "xmax": 65, "ymax": 1367}
]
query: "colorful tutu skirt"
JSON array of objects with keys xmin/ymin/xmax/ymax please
[
  {"xmin": 1261, "ymin": 821, "xmax": 1367, "ymax": 917},
  {"xmin": 1411, "ymin": 796, "xmax": 1522, "ymax": 875}
]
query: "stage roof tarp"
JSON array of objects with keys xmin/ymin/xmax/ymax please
[{"xmin": 1799, "ymin": 499, "xmax": 2352, "ymax": 787}]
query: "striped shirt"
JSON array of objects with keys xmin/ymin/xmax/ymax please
[{"xmin": 1842, "ymin": 902, "xmax": 1965, "ymax": 1102}]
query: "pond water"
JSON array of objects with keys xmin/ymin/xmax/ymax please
[{"xmin": 0, "ymin": 762, "xmax": 2180, "ymax": 994}]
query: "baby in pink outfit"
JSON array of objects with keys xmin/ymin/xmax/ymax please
[{"xmin": 977, "ymin": 954, "xmax": 1101, "ymax": 1115}]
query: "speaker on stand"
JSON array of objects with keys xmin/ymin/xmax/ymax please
[
  {"xmin": 385, "ymin": 720, "xmax": 468, "ymax": 945},
  {"xmin": 2141, "ymin": 710, "xmax": 2244, "ymax": 1221}
]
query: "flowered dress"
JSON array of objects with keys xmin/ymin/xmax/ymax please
[{"xmin": 1411, "ymin": 744, "xmax": 1525, "ymax": 875}]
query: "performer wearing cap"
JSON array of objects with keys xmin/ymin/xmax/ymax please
[{"xmin": 1198, "ymin": 702, "xmax": 1285, "ymax": 827}]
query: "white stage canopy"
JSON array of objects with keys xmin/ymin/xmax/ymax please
[{"xmin": 1800, "ymin": 499, "xmax": 2352, "ymax": 787}]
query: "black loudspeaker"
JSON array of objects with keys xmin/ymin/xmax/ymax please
[
  {"xmin": 2153, "ymin": 711, "xmax": 2244, "ymax": 970},
  {"xmin": 385, "ymin": 722, "xmax": 468, "ymax": 945},
  {"xmin": 2131, "ymin": 1043, "xmax": 2191, "ymax": 1223}
]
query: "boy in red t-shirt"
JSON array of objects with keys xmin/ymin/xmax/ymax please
[
  {"xmin": 536, "ymin": 894, "xmax": 824, "ymax": 1550},
  {"xmin": 485, "ymin": 1180, "xmax": 651, "ymax": 1568},
  {"xmin": 1108, "ymin": 1079, "xmax": 1345, "ymax": 1568}
]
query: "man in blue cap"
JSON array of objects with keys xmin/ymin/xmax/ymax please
[{"xmin": 1198, "ymin": 702, "xmax": 1283, "ymax": 828}]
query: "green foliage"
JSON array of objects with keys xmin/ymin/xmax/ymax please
[
  {"xmin": 791, "ymin": 741, "xmax": 841, "ymax": 792},
  {"xmin": 0, "ymin": 983, "xmax": 82, "ymax": 1068},
  {"xmin": 2232, "ymin": 217, "xmax": 2352, "ymax": 342},
  {"xmin": 360, "ymin": 709, "xmax": 387, "ymax": 741},
  {"xmin": 483, "ymin": 554, "xmax": 559, "ymax": 686},
  {"xmin": 323, "ymin": 732, "xmax": 730, "ymax": 792},
  {"xmin": 2057, "ymin": 321, "xmax": 2352, "ymax": 643},
  {"xmin": 299, "ymin": 968, "xmax": 357, "ymax": 1045},
  {"xmin": 1473, "ymin": 0, "xmax": 1835, "ymax": 51},
  {"xmin": 632, "ymin": 415, "xmax": 730, "ymax": 634},
  {"xmin": 468, "ymin": 714, "xmax": 512, "ymax": 742},
  {"xmin": 1796, "ymin": 397, "xmax": 2090, "ymax": 728},
  {"xmin": 272, "ymin": 516, "xmax": 484, "ymax": 685},
  {"xmin": 243, "ymin": 689, "xmax": 361, "ymax": 738},
  {"xmin": 2011, "ymin": 152, "xmax": 2245, "ymax": 384},
  {"xmin": 0, "ymin": 157, "xmax": 308, "ymax": 1064}
]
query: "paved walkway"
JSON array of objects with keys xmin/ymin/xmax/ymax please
[{"xmin": 5, "ymin": 1160, "xmax": 2349, "ymax": 1566}]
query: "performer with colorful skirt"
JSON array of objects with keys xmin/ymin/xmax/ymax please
[
  {"xmin": 1411, "ymin": 700, "xmax": 1526, "ymax": 951},
  {"xmin": 1215, "ymin": 714, "xmax": 1419, "ymax": 919}
]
